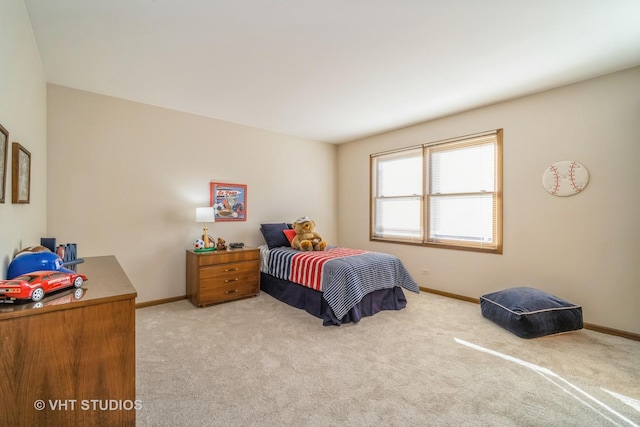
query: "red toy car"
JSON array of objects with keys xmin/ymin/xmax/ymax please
[{"xmin": 0, "ymin": 270, "xmax": 87, "ymax": 302}]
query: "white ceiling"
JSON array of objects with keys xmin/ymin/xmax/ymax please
[{"xmin": 23, "ymin": 0, "xmax": 640, "ymax": 143}]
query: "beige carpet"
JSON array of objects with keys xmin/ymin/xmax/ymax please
[{"xmin": 136, "ymin": 291, "xmax": 640, "ymax": 426}]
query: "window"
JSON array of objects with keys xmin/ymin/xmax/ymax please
[{"xmin": 371, "ymin": 129, "xmax": 502, "ymax": 253}]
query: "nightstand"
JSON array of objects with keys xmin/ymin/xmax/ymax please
[{"xmin": 185, "ymin": 247, "xmax": 260, "ymax": 307}]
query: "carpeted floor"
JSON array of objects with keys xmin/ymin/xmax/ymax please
[{"xmin": 136, "ymin": 291, "xmax": 640, "ymax": 426}]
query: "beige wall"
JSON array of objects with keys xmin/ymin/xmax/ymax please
[
  {"xmin": 47, "ymin": 85, "xmax": 337, "ymax": 303},
  {"xmin": 338, "ymin": 67, "xmax": 640, "ymax": 335},
  {"xmin": 0, "ymin": 0, "xmax": 47, "ymax": 277}
]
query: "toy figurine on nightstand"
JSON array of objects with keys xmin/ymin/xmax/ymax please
[{"xmin": 216, "ymin": 238, "xmax": 227, "ymax": 251}]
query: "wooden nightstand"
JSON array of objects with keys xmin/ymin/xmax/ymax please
[{"xmin": 186, "ymin": 247, "xmax": 260, "ymax": 307}]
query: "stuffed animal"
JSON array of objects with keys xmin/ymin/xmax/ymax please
[
  {"xmin": 291, "ymin": 216, "xmax": 327, "ymax": 251},
  {"xmin": 216, "ymin": 238, "xmax": 227, "ymax": 251}
]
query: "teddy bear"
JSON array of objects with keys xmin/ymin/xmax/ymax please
[
  {"xmin": 216, "ymin": 238, "xmax": 227, "ymax": 251},
  {"xmin": 291, "ymin": 216, "xmax": 327, "ymax": 251}
]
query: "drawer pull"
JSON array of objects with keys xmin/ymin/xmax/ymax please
[
  {"xmin": 224, "ymin": 268, "xmax": 239, "ymax": 272},
  {"xmin": 225, "ymin": 289, "xmax": 239, "ymax": 294},
  {"xmin": 224, "ymin": 278, "xmax": 239, "ymax": 283}
]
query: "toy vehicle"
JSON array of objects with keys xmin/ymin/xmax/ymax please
[
  {"xmin": 0, "ymin": 270, "xmax": 87, "ymax": 302},
  {"xmin": 0, "ymin": 287, "xmax": 87, "ymax": 313}
]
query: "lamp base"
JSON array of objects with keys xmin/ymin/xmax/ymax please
[
  {"xmin": 202, "ymin": 225, "xmax": 212, "ymax": 249},
  {"xmin": 194, "ymin": 247, "xmax": 217, "ymax": 253}
]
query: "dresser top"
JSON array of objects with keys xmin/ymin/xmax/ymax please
[{"xmin": 0, "ymin": 255, "xmax": 137, "ymax": 320}]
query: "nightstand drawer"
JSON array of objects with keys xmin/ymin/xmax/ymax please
[
  {"xmin": 197, "ymin": 250, "xmax": 260, "ymax": 267},
  {"xmin": 199, "ymin": 278, "xmax": 258, "ymax": 304},
  {"xmin": 200, "ymin": 261, "xmax": 259, "ymax": 281}
]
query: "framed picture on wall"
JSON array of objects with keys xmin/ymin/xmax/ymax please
[
  {"xmin": 0, "ymin": 123, "xmax": 7, "ymax": 203},
  {"xmin": 209, "ymin": 182, "xmax": 247, "ymax": 221},
  {"xmin": 12, "ymin": 142, "xmax": 31, "ymax": 204}
]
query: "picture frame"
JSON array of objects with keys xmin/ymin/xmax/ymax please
[
  {"xmin": 209, "ymin": 182, "xmax": 247, "ymax": 221},
  {"xmin": 0, "ymin": 123, "xmax": 7, "ymax": 203},
  {"xmin": 12, "ymin": 142, "xmax": 31, "ymax": 204}
]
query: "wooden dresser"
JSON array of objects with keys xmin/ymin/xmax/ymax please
[
  {"xmin": 0, "ymin": 256, "xmax": 137, "ymax": 426},
  {"xmin": 186, "ymin": 247, "xmax": 260, "ymax": 307}
]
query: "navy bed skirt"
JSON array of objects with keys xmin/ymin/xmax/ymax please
[{"xmin": 260, "ymin": 272, "xmax": 408, "ymax": 326}]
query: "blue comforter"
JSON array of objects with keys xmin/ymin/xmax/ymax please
[{"xmin": 261, "ymin": 246, "xmax": 419, "ymax": 320}]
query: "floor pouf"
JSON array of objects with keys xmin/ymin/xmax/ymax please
[{"xmin": 480, "ymin": 287, "xmax": 583, "ymax": 339}]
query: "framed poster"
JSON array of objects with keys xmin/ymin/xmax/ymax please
[
  {"xmin": 209, "ymin": 182, "xmax": 246, "ymax": 221},
  {"xmin": 12, "ymin": 142, "xmax": 31, "ymax": 204},
  {"xmin": 0, "ymin": 123, "xmax": 7, "ymax": 203}
]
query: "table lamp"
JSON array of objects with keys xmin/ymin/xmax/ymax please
[{"xmin": 196, "ymin": 207, "xmax": 216, "ymax": 249}]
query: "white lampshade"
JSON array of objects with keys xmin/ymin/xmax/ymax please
[{"xmin": 196, "ymin": 207, "xmax": 215, "ymax": 223}]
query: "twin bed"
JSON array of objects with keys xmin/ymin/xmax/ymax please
[{"xmin": 259, "ymin": 223, "xmax": 419, "ymax": 325}]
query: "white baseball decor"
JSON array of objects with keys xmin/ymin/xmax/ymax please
[{"xmin": 542, "ymin": 160, "xmax": 589, "ymax": 196}]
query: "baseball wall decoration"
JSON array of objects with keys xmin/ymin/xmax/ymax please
[{"xmin": 542, "ymin": 160, "xmax": 589, "ymax": 196}]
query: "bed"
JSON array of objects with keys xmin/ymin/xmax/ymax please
[{"xmin": 259, "ymin": 223, "xmax": 419, "ymax": 326}]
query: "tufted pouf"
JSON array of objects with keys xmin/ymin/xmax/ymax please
[{"xmin": 480, "ymin": 287, "xmax": 583, "ymax": 339}]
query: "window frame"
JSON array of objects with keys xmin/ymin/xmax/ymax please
[{"xmin": 370, "ymin": 129, "xmax": 503, "ymax": 254}]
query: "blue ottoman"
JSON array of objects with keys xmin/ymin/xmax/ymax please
[{"xmin": 480, "ymin": 287, "xmax": 583, "ymax": 339}]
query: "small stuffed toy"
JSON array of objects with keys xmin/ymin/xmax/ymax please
[
  {"xmin": 216, "ymin": 238, "xmax": 228, "ymax": 251},
  {"xmin": 291, "ymin": 216, "xmax": 327, "ymax": 251}
]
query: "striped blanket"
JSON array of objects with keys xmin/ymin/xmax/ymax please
[{"xmin": 263, "ymin": 246, "xmax": 419, "ymax": 319}]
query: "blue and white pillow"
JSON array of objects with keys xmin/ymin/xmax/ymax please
[{"xmin": 480, "ymin": 287, "xmax": 583, "ymax": 339}]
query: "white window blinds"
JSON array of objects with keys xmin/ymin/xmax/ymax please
[
  {"xmin": 371, "ymin": 129, "xmax": 502, "ymax": 253},
  {"xmin": 371, "ymin": 148, "xmax": 423, "ymax": 241}
]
